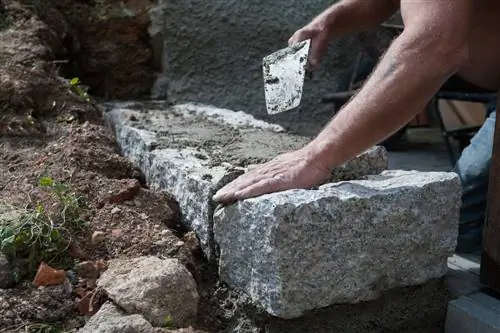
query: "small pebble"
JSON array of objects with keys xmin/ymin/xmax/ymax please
[
  {"xmin": 110, "ymin": 229, "xmax": 123, "ymax": 238},
  {"xmin": 66, "ymin": 270, "xmax": 78, "ymax": 284},
  {"xmin": 160, "ymin": 229, "xmax": 172, "ymax": 237},
  {"xmin": 110, "ymin": 207, "xmax": 121, "ymax": 214},
  {"xmin": 154, "ymin": 239, "xmax": 169, "ymax": 247},
  {"xmin": 91, "ymin": 231, "xmax": 106, "ymax": 245}
]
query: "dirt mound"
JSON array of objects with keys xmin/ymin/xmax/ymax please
[{"xmin": 0, "ymin": 1, "xmax": 202, "ymax": 331}]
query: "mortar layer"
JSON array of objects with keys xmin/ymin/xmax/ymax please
[
  {"xmin": 105, "ymin": 101, "xmax": 387, "ymax": 179},
  {"xmin": 113, "ymin": 105, "xmax": 309, "ymax": 168}
]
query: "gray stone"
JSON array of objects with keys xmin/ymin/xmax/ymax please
[
  {"xmin": 213, "ymin": 170, "xmax": 461, "ymax": 318},
  {"xmin": 78, "ymin": 302, "xmax": 155, "ymax": 333},
  {"xmin": 104, "ymin": 101, "xmax": 387, "ymax": 258},
  {"xmin": 445, "ymin": 293, "xmax": 500, "ymax": 333},
  {"xmin": 156, "ymin": 0, "xmax": 396, "ymax": 130},
  {"xmin": 0, "ymin": 253, "xmax": 13, "ymax": 289},
  {"xmin": 97, "ymin": 256, "xmax": 199, "ymax": 327}
]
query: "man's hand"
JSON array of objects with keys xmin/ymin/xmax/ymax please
[
  {"xmin": 288, "ymin": 0, "xmax": 399, "ymax": 71},
  {"xmin": 212, "ymin": 147, "xmax": 332, "ymax": 204},
  {"xmin": 288, "ymin": 19, "xmax": 331, "ymax": 71}
]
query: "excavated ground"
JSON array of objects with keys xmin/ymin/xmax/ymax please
[{"xmin": 0, "ymin": 1, "xmax": 218, "ymax": 332}]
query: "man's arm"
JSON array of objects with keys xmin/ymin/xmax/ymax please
[
  {"xmin": 212, "ymin": 0, "xmax": 474, "ymax": 204},
  {"xmin": 309, "ymin": 0, "xmax": 473, "ymax": 169},
  {"xmin": 290, "ymin": 0, "xmax": 399, "ymax": 69},
  {"xmin": 316, "ymin": 0, "xmax": 400, "ymax": 38}
]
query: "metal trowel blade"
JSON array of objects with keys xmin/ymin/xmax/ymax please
[{"xmin": 262, "ymin": 39, "xmax": 311, "ymax": 115}]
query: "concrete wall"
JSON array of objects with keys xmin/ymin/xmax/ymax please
[{"xmin": 154, "ymin": 1, "xmax": 396, "ymax": 135}]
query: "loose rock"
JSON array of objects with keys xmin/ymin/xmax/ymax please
[
  {"xmin": 78, "ymin": 302, "xmax": 155, "ymax": 333},
  {"xmin": 97, "ymin": 256, "xmax": 199, "ymax": 327},
  {"xmin": 33, "ymin": 262, "xmax": 67, "ymax": 287},
  {"xmin": 104, "ymin": 179, "xmax": 141, "ymax": 205},
  {"xmin": 92, "ymin": 231, "xmax": 107, "ymax": 245}
]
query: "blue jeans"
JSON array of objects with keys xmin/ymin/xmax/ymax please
[{"xmin": 453, "ymin": 107, "xmax": 496, "ymax": 253}]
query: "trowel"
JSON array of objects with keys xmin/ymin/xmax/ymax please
[{"xmin": 262, "ymin": 39, "xmax": 311, "ymax": 115}]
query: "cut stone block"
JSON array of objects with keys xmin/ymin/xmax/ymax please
[
  {"xmin": 214, "ymin": 170, "xmax": 461, "ymax": 318},
  {"xmin": 445, "ymin": 293, "xmax": 500, "ymax": 333},
  {"xmin": 104, "ymin": 101, "xmax": 388, "ymax": 258}
]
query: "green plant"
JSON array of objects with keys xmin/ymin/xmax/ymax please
[
  {"xmin": 0, "ymin": 177, "xmax": 87, "ymax": 272},
  {"xmin": 163, "ymin": 314, "xmax": 174, "ymax": 328},
  {"xmin": 38, "ymin": 177, "xmax": 86, "ymax": 229},
  {"xmin": 69, "ymin": 77, "xmax": 91, "ymax": 103}
]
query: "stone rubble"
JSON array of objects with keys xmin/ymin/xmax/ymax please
[
  {"xmin": 104, "ymin": 101, "xmax": 388, "ymax": 258},
  {"xmin": 214, "ymin": 170, "xmax": 461, "ymax": 318},
  {"xmin": 78, "ymin": 302, "xmax": 156, "ymax": 333},
  {"xmin": 97, "ymin": 256, "xmax": 199, "ymax": 327}
]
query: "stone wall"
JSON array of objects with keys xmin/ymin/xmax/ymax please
[{"xmin": 104, "ymin": 101, "xmax": 461, "ymax": 332}]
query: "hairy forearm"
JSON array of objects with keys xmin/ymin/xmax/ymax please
[
  {"xmin": 315, "ymin": 0, "xmax": 399, "ymax": 37},
  {"xmin": 309, "ymin": 31, "xmax": 469, "ymax": 168}
]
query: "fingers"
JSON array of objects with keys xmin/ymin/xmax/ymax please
[
  {"xmin": 308, "ymin": 36, "xmax": 327, "ymax": 71},
  {"xmin": 212, "ymin": 162, "xmax": 285, "ymax": 204},
  {"xmin": 288, "ymin": 29, "xmax": 325, "ymax": 72},
  {"xmin": 233, "ymin": 177, "xmax": 285, "ymax": 201},
  {"xmin": 213, "ymin": 174, "xmax": 262, "ymax": 203}
]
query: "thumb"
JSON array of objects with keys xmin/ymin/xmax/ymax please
[{"xmin": 308, "ymin": 37, "xmax": 326, "ymax": 71}]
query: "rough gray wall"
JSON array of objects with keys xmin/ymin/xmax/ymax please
[{"xmin": 155, "ymin": 1, "xmax": 396, "ymax": 135}]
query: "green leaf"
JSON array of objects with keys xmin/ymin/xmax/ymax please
[
  {"xmin": 39, "ymin": 177, "xmax": 54, "ymax": 187},
  {"xmin": 35, "ymin": 203, "xmax": 45, "ymax": 215},
  {"xmin": 50, "ymin": 229, "xmax": 61, "ymax": 241},
  {"xmin": 70, "ymin": 77, "xmax": 80, "ymax": 86},
  {"xmin": 1, "ymin": 235, "xmax": 15, "ymax": 247},
  {"xmin": 0, "ymin": 226, "xmax": 14, "ymax": 239},
  {"xmin": 53, "ymin": 182, "xmax": 68, "ymax": 194}
]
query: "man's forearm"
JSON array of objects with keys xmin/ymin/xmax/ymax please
[
  {"xmin": 315, "ymin": 0, "xmax": 399, "ymax": 38},
  {"xmin": 308, "ymin": 29, "xmax": 469, "ymax": 169}
]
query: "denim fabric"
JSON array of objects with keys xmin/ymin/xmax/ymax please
[{"xmin": 453, "ymin": 107, "xmax": 496, "ymax": 253}]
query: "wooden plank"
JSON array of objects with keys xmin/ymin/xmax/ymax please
[{"xmin": 480, "ymin": 95, "xmax": 500, "ymax": 292}]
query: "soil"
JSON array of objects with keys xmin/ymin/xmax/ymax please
[{"xmin": 0, "ymin": 1, "xmax": 206, "ymax": 332}]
